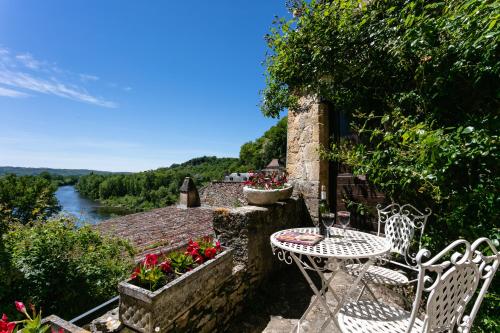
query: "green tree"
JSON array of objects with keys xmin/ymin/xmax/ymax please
[
  {"xmin": 239, "ymin": 117, "xmax": 288, "ymax": 170},
  {"xmin": 0, "ymin": 174, "xmax": 61, "ymax": 225}
]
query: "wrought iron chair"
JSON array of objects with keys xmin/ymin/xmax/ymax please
[
  {"xmin": 346, "ymin": 203, "xmax": 432, "ymax": 301},
  {"xmin": 337, "ymin": 237, "xmax": 499, "ymax": 333}
]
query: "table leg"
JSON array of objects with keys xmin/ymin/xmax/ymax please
[{"xmin": 290, "ymin": 253, "xmax": 337, "ymax": 333}]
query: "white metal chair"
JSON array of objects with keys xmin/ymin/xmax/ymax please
[
  {"xmin": 337, "ymin": 237, "xmax": 499, "ymax": 333},
  {"xmin": 346, "ymin": 203, "xmax": 432, "ymax": 301}
]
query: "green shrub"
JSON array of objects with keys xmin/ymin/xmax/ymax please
[{"xmin": 1, "ymin": 217, "xmax": 134, "ymax": 319}]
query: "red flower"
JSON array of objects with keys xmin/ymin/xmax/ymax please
[
  {"xmin": 193, "ymin": 253, "xmax": 204, "ymax": 264},
  {"xmin": 51, "ymin": 328, "xmax": 65, "ymax": 333},
  {"xmin": 130, "ymin": 266, "xmax": 141, "ymax": 279},
  {"xmin": 204, "ymin": 247, "xmax": 216, "ymax": 259},
  {"xmin": 0, "ymin": 314, "xmax": 16, "ymax": 333},
  {"xmin": 159, "ymin": 261, "xmax": 172, "ymax": 273},
  {"xmin": 14, "ymin": 301, "xmax": 26, "ymax": 314},
  {"xmin": 144, "ymin": 254, "xmax": 158, "ymax": 267},
  {"xmin": 186, "ymin": 240, "xmax": 199, "ymax": 253},
  {"xmin": 215, "ymin": 240, "xmax": 221, "ymax": 251}
]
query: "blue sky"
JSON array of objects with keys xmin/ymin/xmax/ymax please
[{"xmin": 0, "ymin": 1, "xmax": 288, "ymax": 172}]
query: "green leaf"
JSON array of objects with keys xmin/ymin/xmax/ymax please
[{"xmin": 462, "ymin": 126, "xmax": 474, "ymax": 134}]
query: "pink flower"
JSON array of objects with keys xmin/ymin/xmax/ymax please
[
  {"xmin": 215, "ymin": 240, "xmax": 221, "ymax": 251},
  {"xmin": 159, "ymin": 261, "xmax": 172, "ymax": 273},
  {"xmin": 0, "ymin": 314, "xmax": 16, "ymax": 333},
  {"xmin": 144, "ymin": 254, "xmax": 158, "ymax": 267},
  {"xmin": 15, "ymin": 301, "xmax": 26, "ymax": 314}
]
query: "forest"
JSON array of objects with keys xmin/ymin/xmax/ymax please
[{"xmin": 75, "ymin": 117, "xmax": 287, "ymax": 211}]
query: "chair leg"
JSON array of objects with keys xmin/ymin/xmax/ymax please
[
  {"xmin": 364, "ymin": 283, "xmax": 379, "ymax": 303},
  {"xmin": 356, "ymin": 283, "xmax": 366, "ymax": 302}
]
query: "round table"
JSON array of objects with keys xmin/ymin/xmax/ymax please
[{"xmin": 270, "ymin": 227, "xmax": 390, "ymax": 332}]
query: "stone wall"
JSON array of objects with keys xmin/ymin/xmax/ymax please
[
  {"xmin": 213, "ymin": 198, "xmax": 309, "ymax": 294},
  {"xmin": 287, "ymin": 96, "xmax": 330, "ymax": 222}
]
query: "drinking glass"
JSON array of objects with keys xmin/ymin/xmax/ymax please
[
  {"xmin": 321, "ymin": 213, "xmax": 335, "ymax": 238},
  {"xmin": 337, "ymin": 211, "xmax": 351, "ymax": 239}
]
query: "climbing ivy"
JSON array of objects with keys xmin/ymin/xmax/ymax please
[{"xmin": 262, "ymin": 1, "xmax": 499, "ymax": 331}]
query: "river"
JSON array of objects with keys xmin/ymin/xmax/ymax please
[{"xmin": 55, "ymin": 185, "xmax": 130, "ymax": 224}]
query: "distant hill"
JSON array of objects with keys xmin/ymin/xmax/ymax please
[{"xmin": 0, "ymin": 166, "xmax": 116, "ymax": 177}]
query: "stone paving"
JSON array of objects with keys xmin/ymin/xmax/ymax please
[{"xmin": 227, "ymin": 266, "xmax": 406, "ymax": 333}]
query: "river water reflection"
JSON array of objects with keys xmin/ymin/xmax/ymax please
[{"xmin": 55, "ymin": 185, "xmax": 130, "ymax": 224}]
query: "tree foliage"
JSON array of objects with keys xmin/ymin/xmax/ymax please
[
  {"xmin": 0, "ymin": 174, "xmax": 61, "ymax": 225},
  {"xmin": 76, "ymin": 157, "xmax": 245, "ymax": 211},
  {"xmin": 0, "ymin": 217, "xmax": 134, "ymax": 319},
  {"xmin": 263, "ymin": 1, "xmax": 499, "ymax": 330},
  {"xmin": 239, "ymin": 116, "xmax": 288, "ymax": 170}
]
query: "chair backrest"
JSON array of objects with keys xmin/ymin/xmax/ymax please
[
  {"xmin": 376, "ymin": 203, "xmax": 431, "ymax": 266},
  {"xmin": 457, "ymin": 238, "xmax": 499, "ymax": 333},
  {"xmin": 405, "ymin": 238, "xmax": 499, "ymax": 333}
]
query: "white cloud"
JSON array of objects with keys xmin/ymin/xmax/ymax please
[
  {"xmin": 0, "ymin": 86, "xmax": 29, "ymax": 98},
  {"xmin": 80, "ymin": 73, "xmax": 99, "ymax": 82},
  {"xmin": 0, "ymin": 47, "xmax": 118, "ymax": 108},
  {"xmin": 0, "ymin": 69, "xmax": 117, "ymax": 108},
  {"xmin": 16, "ymin": 53, "xmax": 41, "ymax": 69}
]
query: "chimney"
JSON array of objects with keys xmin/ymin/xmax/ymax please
[{"xmin": 179, "ymin": 177, "xmax": 200, "ymax": 208}]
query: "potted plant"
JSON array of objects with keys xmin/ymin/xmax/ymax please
[
  {"xmin": 118, "ymin": 237, "xmax": 233, "ymax": 333},
  {"xmin": 243, "ymin": 171, "xmax": 293, "ymax": 205}
]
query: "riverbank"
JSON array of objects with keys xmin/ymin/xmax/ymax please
[{"xmin": 55, "ymin": 185, "xmax": 131, "ymax": 224}]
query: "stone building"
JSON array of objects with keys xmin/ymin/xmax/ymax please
[
  {"xmin": 286, "ymin": 95, "xmax": 384, "ymax": 226},
  {"xmin": 261, "ymin": 158, "xmax": 284, "ymax": 175},
  {"xmin": 223, "ymin": 172, "xmax": 251, "ymax": 182}
]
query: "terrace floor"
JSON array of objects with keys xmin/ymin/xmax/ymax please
[{"xmin": 227, "ymin": 266, "xmax": 406, "ymax": 333}]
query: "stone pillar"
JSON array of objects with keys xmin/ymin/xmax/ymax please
[
  {"xmin": 179, "ymin": 177, "xmax": 201, "ymax": 208},
  {"xmin": 286, "ymin": 95, "xmax": 330, "ymax": 224}
]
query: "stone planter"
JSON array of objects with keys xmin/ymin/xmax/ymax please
[
  {"xmin": 118, "ymin": 249, "xmax": 233, "ymax": 333},
  {"xmin": 243, "ymin": 184, "xmax": 294, "ymax": 206},
  {"xmin": 41, "ymin": 315, "xmax": 90, "ymax": 333}
]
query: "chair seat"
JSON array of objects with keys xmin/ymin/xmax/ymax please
[
  {"xmin": 345, "ymin": 264, "xmax": 409, "ymax": 285},
  {"xmin": 337, "ymin": 300, "xmax": 424, "ymax": 333}
]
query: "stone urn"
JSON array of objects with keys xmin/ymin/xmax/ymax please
[
  {"xmin": 118, "ymin": 249, "xmax": 233, "ymax": 333},
  {"xmin": 243, "ymin": 184, "xmax": 294, "ymax": 206}
]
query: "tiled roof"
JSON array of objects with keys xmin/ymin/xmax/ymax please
[{"xmin": 96, "ymin": 206, "xmax": 214, "ymax": 261}]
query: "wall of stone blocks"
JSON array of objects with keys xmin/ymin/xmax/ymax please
[
  {"xmin": 213, "ymin": 198, "xmax": 309, "ymax": 288},
  {"xmin": 286, "ymin": 96, "xmax": 330, "ymax": 223}
]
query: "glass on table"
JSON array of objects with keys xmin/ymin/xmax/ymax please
[
  {"xmin": 321, "ymin": 213, "xmax": 335, "ymax": 238},
  {"xmin": 337, "ymin": 211, "xmax": 351, "ymax": 239}
]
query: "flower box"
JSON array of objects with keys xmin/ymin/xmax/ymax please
[
  {"xmin": 118, "ymin": 248, "xmax": 233, "ymax": 333},
  {"xmin": 42, "ymin": 315, "xmax": 90, "ymax": 333},
  {"xmin": 243, "ymin": 184, "xmax": 293, "ymax": 205}
]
